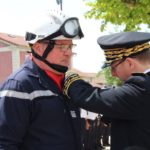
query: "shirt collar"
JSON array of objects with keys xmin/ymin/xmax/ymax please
[{"xmin": 45, "ymin": 70, "xmax": 64, "ymax": 91}]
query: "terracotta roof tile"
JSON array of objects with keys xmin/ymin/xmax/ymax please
[{"xmin": 0, "ymin": 32, "xmax": 28, "ymax": 47}]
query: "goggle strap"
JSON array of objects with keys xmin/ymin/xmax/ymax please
[{"xmin": 44, "ymin": 31, "xmax": 61, "ymax": 41}]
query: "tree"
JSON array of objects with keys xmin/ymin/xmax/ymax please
[
  {"xmin": 84, "ymin": 0, "xmax": 150, "ymax": 31},
  {"xmin": 97, "ymin": 68, "xmax": 122, "ymax": 86},
  {"xmin": 84, "ymin": 0, "xmax": 150, "ymax": 86}
]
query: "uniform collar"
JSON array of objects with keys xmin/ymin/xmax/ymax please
[
  {"xmin": 144, "ymin": 68, "xmax": 150, "ymax": 74},
  {"xmin": 23, "ymin": 57, "xmax": 64, "ymax": 91}
]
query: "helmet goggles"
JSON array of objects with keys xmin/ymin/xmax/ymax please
[
  {"xmin": 43, "ymin": 17, "xmax": 84, "ymax": 40},
  {"xmin": 25, "ymin": 18, "xmax": 84, "ymax": 43}
]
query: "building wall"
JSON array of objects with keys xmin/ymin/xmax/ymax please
[
  {"xmin": 20, "ymin": 51, "xmax": 29, "ymax": 65},
  {"xmin": 0, "ymin": 51, "xmax": 12, "ymax": 83},
  {"xmin": 0, "ymin": 40, "xmax": 28, "ymax": 84}
]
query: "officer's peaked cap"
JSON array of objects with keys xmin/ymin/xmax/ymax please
[{"xmin": 97, "ymin": 32, "xmax": 150, "ymax": 66}]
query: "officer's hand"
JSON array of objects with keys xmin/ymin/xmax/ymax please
[{"xmin": 63, "ymin": 72, "xmax": 81, "ymax": 98}]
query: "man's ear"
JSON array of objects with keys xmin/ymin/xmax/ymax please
[
  {"xmin": 32, "ymin": 42, "xmax": 42, "ymax": 55},
  {"xmin": 125, "ymin": 57, "xmax": 135, "ymax": 69}
]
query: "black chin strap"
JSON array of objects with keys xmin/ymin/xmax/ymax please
[
  {"xmin": 42, "ymin": 41, "xmax": 54, "ymax": 59},
  {"xmin": 31, "ymin": 41, "xmax": 68, "ymax": 73}
]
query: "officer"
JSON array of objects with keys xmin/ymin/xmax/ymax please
[
  {"xmin": 0, "ymin": 10, "xmax": 84, "ymax": 150},
  {"xmin": 63, "ymin": 32, "xmax": 150, "ymax": 150}
]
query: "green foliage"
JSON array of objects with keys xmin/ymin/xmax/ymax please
[
  {"xmin": 84, "ymin": 0, "xmax": 150, "ymax": 86},
  {"xmin": 84, "ymin": 0, "xmax": 150, "ymax": 31},
  {"xmin": 98, "ymin": 67, "xmax": 123, "ymax": 86}
]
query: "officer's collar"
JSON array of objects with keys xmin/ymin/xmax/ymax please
[
  {"xmin": 144, "ymin": 68, "xmax": 150, "ymax": 74},
  {"xmin": 132, "ymin": 68, "xmax": 150, "ymax": 76}
]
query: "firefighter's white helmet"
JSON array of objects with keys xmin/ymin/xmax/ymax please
[{"xmin": 25, "ymin": 10, "xmax": 84, "ymax": 44}]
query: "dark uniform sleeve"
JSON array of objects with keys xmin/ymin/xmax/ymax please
[
  {"xmin": 66, "ymin": 75, "xmax": 148, "ymax": 120},
  {"xmin": 0, "ymin": 79, "xmax": 31, "ymax": 150}
]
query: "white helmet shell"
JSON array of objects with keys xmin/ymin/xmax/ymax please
[{"xmin": 26, "ymin": 10, "xmax": 83, "ymax": 44}]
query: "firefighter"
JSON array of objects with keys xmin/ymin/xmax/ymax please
[{"xmin": 0, "ymin": 10, "xmax": 84, "ymax": 150}]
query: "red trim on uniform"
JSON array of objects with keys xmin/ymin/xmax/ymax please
[
  {"xmin": 45, "ymin": 70, "xmax": 64, "ymax": 91},
  {"xmin": 30, "ymin": 54, "xmax": 64, "ymax": 90}
]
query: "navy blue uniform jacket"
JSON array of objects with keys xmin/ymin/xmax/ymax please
[
  {"xmin": 0, "ymin": 58, "xmax": 82, "ymax": 150},
  {"xmin": 67, "ymin": 72, "xmax": 150, "ymax": 150}
]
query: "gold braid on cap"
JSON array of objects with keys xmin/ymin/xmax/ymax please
[{"xmin": 104, "ymin": 42, "xmax": 150, "ymax": 64}]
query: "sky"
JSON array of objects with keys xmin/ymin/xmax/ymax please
[{"xmin": 0, "ymin": 0, "xmax": 106, "ymax": 73}]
